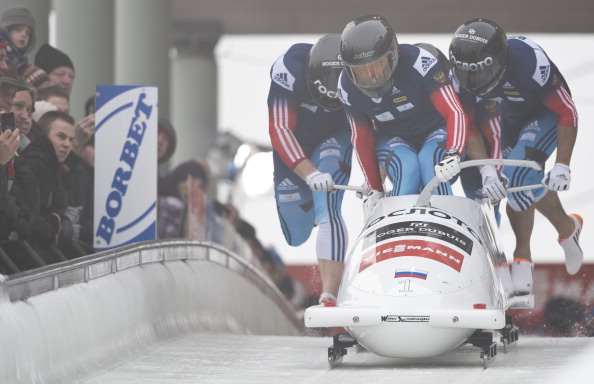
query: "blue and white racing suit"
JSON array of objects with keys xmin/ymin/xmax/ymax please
[{"xmin": 268, "ymin": 43, "xmax": 352, "ymax": 262}]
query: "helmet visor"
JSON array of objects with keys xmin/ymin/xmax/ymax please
[
  {"xmin": 347, "ymin": 55, "xmax": 394, "ymax": 90},
  {"xmin": 451, "ymin": 56, "xmax": 506, "ymax": 97}
]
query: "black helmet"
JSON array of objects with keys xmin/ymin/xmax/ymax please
[
  {"xmin": 340, "ymin": 15, "xmax": 398, "ymax": 98},
  {"xmin": 449, "ymin": 18, "xmax": 507, "ymax": 97},
  {"xmin": 414, "ymin": 43, "xmax": 450, "ymax": 73},
  {"xmin": 306, "ymin": 34, "xmax": 344, "ymax": 110}
]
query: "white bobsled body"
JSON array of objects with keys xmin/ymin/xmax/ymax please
[{"xmin": 305, "ymin": 191, "xmax": 533, "ymax": 358}]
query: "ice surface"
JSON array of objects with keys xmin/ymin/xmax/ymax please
[{"xmin": 82, "ymin": 333, "xmax": 594, "ymax": 384}]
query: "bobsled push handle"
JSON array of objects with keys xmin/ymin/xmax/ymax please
[{"xmin": 415, "ymin": 159, "xmax": 542, "ymax": 207}]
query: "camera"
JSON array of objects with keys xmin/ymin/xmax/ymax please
[{"xmin": 1, "ymin": 112, "xmax": 15, "ymax": 132}]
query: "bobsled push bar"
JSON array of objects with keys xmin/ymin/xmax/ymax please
[
  {"xmin": 416, "ymin": 159, "xmax": 541, "ymax": 207},
  {"xmin": 333, "ymin": 159, "xmax": 542, "ymax": 208}
]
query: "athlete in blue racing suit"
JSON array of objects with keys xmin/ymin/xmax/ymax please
[
  {"xmin": 337, "ymin": 15, "xmax": 468, "ymax": 222},
  {"xmin": 450, "ymin": 19, "xmax": 583, "ymax": 294},
  {"xmin": 267, "ymin": 35, "xmax": 352, "ymax": 305}
]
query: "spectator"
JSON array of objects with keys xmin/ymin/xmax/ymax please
[
  {"xmin": 59, "ymin": 96, "xmax": 95, "ymax": 256},
  {"xmin": 21, "ymin": 111, "xmax": 78, "ymax": 262},
  {"xmin": 157, "ymin": 116, "xmax": 177, "ymax": 169},
  {"xmin": 34, "ymin": 43, "xmax": 74, "ymax": 96},
  {"xmin": 0, "ymin": 62, "xmax": 41, "ymax": 273},
  {"xmin": 0, "ymin": 64, "xmax": 25, "ymax": 241},
  {"xmin": 36, "ymin": 84, "xmax": 70, "ymax": 114},
  {"xmin": 0, "ymin": 61, "xmax": 24, "ymax": 113},
  {"xmin": 11, "ymin": 86, "xmax": 33, "ymax": 135},
  {"xmin": 31, "ymin": 99, "xmax": 58, "ymax": 121},
  {"xmin": 19, "ymin": 63, "xmax": 49, "ymax": 90},
  {"xmin": 0, "ymin": 7, "xmax": 36, "ymax": 72},
  {"xmin": 158, "ymin": 159, "xmax": 210, "ymax": 239},
  {"xmin": 9, "ymin": 84, "xmax": 37, "ymax": 200},
  {"xmin": 63, "ymin": 137, "xmax": 94, "ymax": 254},
  {"xmin": 34, "ymin": 43, "xmax": 94, "ymax": 156}
]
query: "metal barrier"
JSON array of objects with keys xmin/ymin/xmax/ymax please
[{"xmin": 3, "ymin": 239, "xmax": 304, "ymax": 333}]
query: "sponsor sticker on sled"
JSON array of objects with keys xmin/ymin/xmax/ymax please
[
  {"xmin": 381, "ymin": 315, "xmax": 430, "ymax": 323},
  {"xmin": 360, "ymin": 239, "xmax": 465, "ymax": 272},
  {"xmin": 363, "ymin": 220, "xmax": 474, "ymax": 255}
]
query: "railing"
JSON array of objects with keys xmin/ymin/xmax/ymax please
[{"xmin": 3, "ymin": 239, "xmax": 304, "ymax": 333}]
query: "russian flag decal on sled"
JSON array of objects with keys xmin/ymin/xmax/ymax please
[{"xmin": 394, "ymin": 269, "xmax": 428, "ymax": 279}]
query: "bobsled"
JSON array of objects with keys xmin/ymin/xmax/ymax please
[{"xmin": 304, "ymin": 159, "xmax": 540, "ymax": 368}]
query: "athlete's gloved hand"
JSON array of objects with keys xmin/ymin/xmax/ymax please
[
  {"xmin": 363, "ymin": 189, "xmax": 384, "ymax": 222},
  {"xmin": 434, "ymin": 148, "xmax": 461, "ymax": 183},
  {"xmin": 355, "ymin": 181, "xmax": 371, "ymax": 199},
  {"xmin": 542, "ymin": 163, "xmax": 571, "ymax": 191},
  {"xmin": 305, "ymin": 170, "xmax": 334, "ymax": 191},
  {"xmin": 480, "ymin": 165, "xmax": 509, "ymax": 203}
]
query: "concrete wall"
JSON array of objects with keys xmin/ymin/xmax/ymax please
[{"xmin": 0, "ymin": 245, "xmax": 302, "ymax": 384}]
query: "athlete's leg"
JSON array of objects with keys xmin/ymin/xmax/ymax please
[
  {"xmin": 375, "ymin": 133, "xmax": 421, "ymax": 196},
  {"xmin": 419, "ymin": 129, "xmax": 451, "ymax": 195},
  {"xmin": 507, "ymin": 204, "xmax": 536, "ymax": 262},
  {"xmin": 535, "ymin": 191, "xmax": 573, "ymax": 238},
  {"xmin": 310, "ymin": 130, "xmax": 353, "ymax": 298},
  {"xmin": 273, "ymin": 154, "xmax": 316, "ymax": 247},
  {"xmin": 535, "ymin": 191, "xmax": 583, "ymax": 274},
  {"xmin": 506, "ymin": 203, "xmax": 537, "ymax": 294},
  {"xmin": 503, "ymin": 110, "xmax": 558, "ymax": 212},
  {"xmin": 502, "ymin": 110, "xmax": 571, "ymax": 290}
]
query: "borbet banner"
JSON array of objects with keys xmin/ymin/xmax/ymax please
[{"xmin": 93, "ymin": 85, "xmax": 158, "ymax": 250}]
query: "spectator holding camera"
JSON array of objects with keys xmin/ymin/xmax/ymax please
[{"xmin": 0, "ymin": 61, "xmax": 31, "ymax": 248}]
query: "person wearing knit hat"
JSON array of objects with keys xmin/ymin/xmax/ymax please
[
  {"xmin": 31, "ymin": 100, "xmax": 58, "ymax": 122},
  {"xmin": 0, "ymin": 7, "xmax": 36, "ymax": 70},
  {"xmin": 0, "ymin": 61, "xmax": 28, "ymax": 112},
  {"xmin": 34, "ymin": 43, "xmax": 75, "ymax": 95},
  {"xmin": 18, "ymin": 63, "xmax": 49, "ymax": 90}
]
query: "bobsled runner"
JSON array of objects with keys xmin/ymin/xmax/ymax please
[{"xmin": 304, "ymin": 159, "xmax": 541, "ymax": 368}]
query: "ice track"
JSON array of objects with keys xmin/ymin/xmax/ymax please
[
  {"xmin": 83, "ymin": 333, "xmax": 594, "ymax": 384},
  {"xmin": 1, "ymin": 240, "xmax": 593, "ymax": 384}
]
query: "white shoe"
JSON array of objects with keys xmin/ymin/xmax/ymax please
[
  {"xmin": 319, "ymin": 292, "xmax": 337, "ymax": 307},
  {"xmin": 559, "ymin": 214, "xmax": 584, "ymax": 275},
  {"xmin": 511, "ymin": 260, "xmax": 533, "ymax": 295}
]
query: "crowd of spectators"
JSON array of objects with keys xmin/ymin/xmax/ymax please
[{"xmin": 0, "ymin": 6, "xmax": 306, "ymax": 310}]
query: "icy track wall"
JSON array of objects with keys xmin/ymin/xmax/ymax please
[{"xmin": 0, "ymin": 240, "xmax": 303, "ymax": 384}]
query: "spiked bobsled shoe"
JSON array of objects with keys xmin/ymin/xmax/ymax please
[
  {"xmin": 559, "ymin": 214, "xmax": 584, "ymax": 275},
  {"xmin": 319, "ymin": 293, "xmax": 337, "ymax": 307},
  {"xmin": 511, "ymin": 260, "xmax": 533, "ymax": 295}
]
